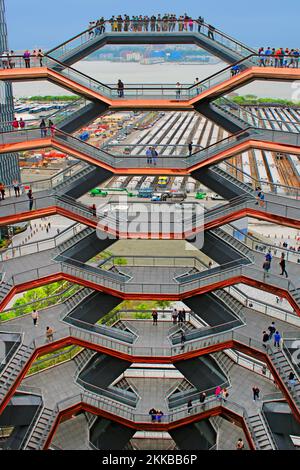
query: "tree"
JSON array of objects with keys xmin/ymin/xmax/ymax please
[{"xmin": 156, "ymin": 300, "xmax": 171, "ymax": 318}]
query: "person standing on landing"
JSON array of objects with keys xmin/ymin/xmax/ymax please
[
  {"xmin": 252, "ymin": 386, "xmax": 260, "ymax": 401},
  {"xmin": 279, "ymin": 253, "xmax": 288, "ymax": 277},
  {"xmin": 27, "ymin": 189, "xmax": 34, "ymax": 211},
  {"xmin": 32, "ymin": 309, "xmax": 39, "ymax": 327},
  {"xmin": 152, "ymin": 309, "xmax": 158, "ymax": 325},
  {"xmin": 117, "ymin": 79, "xmax": 124, "ymax": 98}
]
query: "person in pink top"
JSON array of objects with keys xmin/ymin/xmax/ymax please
[
  {"xmin": 183, "ymin": 15, "xmax": 188, "ymax": 31},
  {"xmin": 188, "ymin": 18, "xmax": 193, "ymax": 31},
  {"xmin": 215, "ymin": 385, "xmax": 222, "ymax": 400},
  {"xmin": 49, "ymin": 119, "xmax": 56, "ymax": 137}
]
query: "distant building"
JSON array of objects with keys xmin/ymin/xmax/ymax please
[
  {"xmin": 123, "ymin": 52, "xmax": 142, "ymax": 62},
  {"xmin": 0, "ymin": 0, "xmax": 20, "ymax": 184}
]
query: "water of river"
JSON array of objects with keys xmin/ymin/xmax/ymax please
[{"xmin": 12, "ymin": 60, "xmax": 296, "ymax": 100}]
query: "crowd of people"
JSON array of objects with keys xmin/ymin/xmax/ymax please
[
  {"xmin": 0, "ymin": 49, "xmax": 44, "ymax": 69},
  {"xmin": 10, "ymin": 117, "xmax": 56, "ymax": 138},
  {"xmin": 261, "ymin": 322, "xmax": 298, "ymax": 388},
  {"xmin": 214, "ymin": 385, "xmax": 229, "ymax": 402},
  {"xmin": 145, "ymin": 147, "xmax": 159, "ymax": 165},
  {"xmin": 258, "ymin": 47, "xmax": 300, "ymax": 68},
  {"xmin": 148, "ymin": 408, "xmax": 164, "ymax": 422},
  {"xmin": 0, "ymin": 180, "xmax": 34, "ymax": 209},
  {"xmin": 171, "ymin": 307, "xmax": 187, "ymax": 324},
  {"xmin": 150, "ymin": 308, "xmax": 187, "ymax": 325},
  {"xmin": 262, "ymin": 321, "xmax": 282, "ymax": 349},
  {"xmin": 261, "ymin": 248, "xmax": 289, "ymax": 278},
  {"xmin": 0, "ymin": 50, "xmax": 16, "ymax": 69},
  {"xmin": 29, "ymin": 310, "xmax": 55, "ymax": 341},
  {"xmin": 230, "ymin": 47, "xmax": 300, "ymax": 73},
  {"xmin": 87, "ymin": 15, "xmax": 212, "ymax": 35},
  {"xmin": 22, "ymin": 49, "xmax": 44, "ymax": 68},
  {"xmin": 281, "ymin": 240, "xmax": 300, "ymax": 252},
  {"xmin": 0, "ymin": 180, "xmax": 21, "ymax": 200},
  {"xmin": 254, "ymin": 241, "xmax": 300, "ymax": 256}
]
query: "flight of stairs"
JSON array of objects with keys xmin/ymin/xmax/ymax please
[
  {"xmin": 211, "ymin": 226, "xmax": 254, "ymax": 262},
  {"xmin": 213, "ymin": 289, "xmax": 246, "ymax": 322},
  {"xmin": 54, "ymin": 164, "xmax": 92, "ymax": 193},
  {"xmin": 290, "ymin": 288, "xmax": 300, "ymax": 310},
  {"xmin": 0, "ymin": 344, "xmax": 34, "ymax": 403},
  {"xmin": 0, "ymin": 279, "xmax": 13, "ymax": 306},
  {"xmin": 62, "ymin": 287, "xmax": 93, "ymax": 316},
  {"xmin": 56, "ymin": 226, "xmax": 94, "ymax": 254},
  {"xmin": 166, "ymin": 378, "xmax": 195, "ymax": 400},
  {"xmin": 212, "ymin": 350, "xmax": 235, "ymax": 377},
  {"xmin": 269, "ymin": 349, "xmax": 300, "ymax": 407},
  {"xmin": 114, "ymin": 320, "xmax": 138, "ymax": 338},
  {"xmin": 182, "ymin": 322, "xmax": 196, "ymax": 332},
  {"xmin": 247, "ymin": 413, "xmax": 276, "ymax": 450},
  {"xmin": 170, "ymin": 322, "xmax": 197, "ymax": 345},
  {"xmin": 212, "ymin": 166, "xmax": 255, "ymax": 196},
  {"xmin": 74, "ymin": 348, "xmax": 96, "ymax": 372},
  {"xmin": 175, "ymin": 379, "xmax": 195, "ymax": 393},
  {"xmin": 167, "ymin": 378, "xmax": 198, "ymax": 409},
  {"xmin": 25, "ymin": 407, "xmax": 55, "ymax": 450},
  {"xmin": 55, "ymin": 196, "xmax": 95, "ymax": 223},
  {"xmin": 114, "ymin": 377, "xmax": 132, "ymax": 391}
]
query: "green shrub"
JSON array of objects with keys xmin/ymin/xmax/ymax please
[{"xmin": 134, "ymin": 312, "xmax": 152, "ymax": 319}]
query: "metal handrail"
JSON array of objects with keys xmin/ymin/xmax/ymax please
[
  {"xmin": 0, "ymin": 160, "xmax": 87, "ymax": 199},
  {"xmin": 2, "ymin": 54, "xmax": 297, "ymax": 97},
  {"xmin": 0, "ymin": 125, "xmax": 299, "ymax": 175},
  {"xmin": 62, "ymin": 314, "xmax": 136, "ymax": 344},
  {"xmin": 0, "ymin": 97, "xmax": 86, "ymax": 130},
  {"xmin": 46, "ymin": 20, "xmax": 255, "ymax": 58},
  {"xmin": 18, "ymin": 398, "xmax": 44, "ymax": 450},
  {"xmin": 168, "ymin": 380, "xmax": 230, "ymax": 407},
  {"xmin": 0, "ymin": 222, "xmax": 87, "ymax": 262},
  {"xmin": 226, "ymin": 285, "xmax": 298, "ymax": 320},
  {"xmin": 0, "ymin": 285, "xmax": 80, "ymax": 318},
  {"xmin": 48, "ymin": 391, "xmax": 260, "ymax": 451},
  {"xmin": 171, "ymin": 318, "xmax": 244, "ymax": 344},
  {"xmin": 76, "ymin": 376, "xmax": 138, "ymax": 407},
  {"xmin": 262, "ymin": 392, "xmax": 285, "ymax": 402},
  {"xmin": 222, "ymin": 224, "xmax": 300, "ymax": 262},
  {"xmin": 258, "ymin": 408, "xmax": 278, "ymax": 450},
  {"xmin": 0, "ymin": 248, "xmax": 296, "ymax": 308},
  {"xmin": 222, "ymin": 161, "xmax": 300, "ymax": 196}
]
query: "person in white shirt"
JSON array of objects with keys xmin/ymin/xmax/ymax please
[
  {"xmin": 1, "ymin": 51, "xmax": 8, "ymax": 69},
  {"xmin": 31, "ymin": 309, "xmax": 39, "ymax": 327},
  {"xmin": 194, "ymin": 77, "xmax": 200, "ymax": 95}
]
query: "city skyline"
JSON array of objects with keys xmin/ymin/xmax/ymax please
[{"xmin": 5, "ymin": 0, "xmax": 300, "ymax": 50}]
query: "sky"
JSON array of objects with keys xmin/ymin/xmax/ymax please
[{"xmin": 5, "ymin": 0, "xmax": 299, "ymax": 50}]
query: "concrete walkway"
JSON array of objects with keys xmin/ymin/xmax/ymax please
[
  {"xmin": 22, "ymin": 352, "xmax": 278, "ymax": 417},
  {"xmin": 1, "ymin": 299, "xmax": 300, "ymax": 355},
  {"xmin": 1, "ymin": 243, "xmax": 299, "ymax": 302}
]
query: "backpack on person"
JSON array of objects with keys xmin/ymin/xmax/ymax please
[{"xmin": 263, "ymin": 261, "xmax": 270, "ymax": 270}]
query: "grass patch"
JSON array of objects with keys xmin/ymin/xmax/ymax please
[
  {"xmin": 27, "ymin": 346, "xmax": 81, "ymax": 375},
  {"xmin": 20, "ymin": 95, "xmax": 78, "ymax": 102},
  {"xmin": 0, "ymin": 282, "xmax": 81, "ymax": 322}
]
